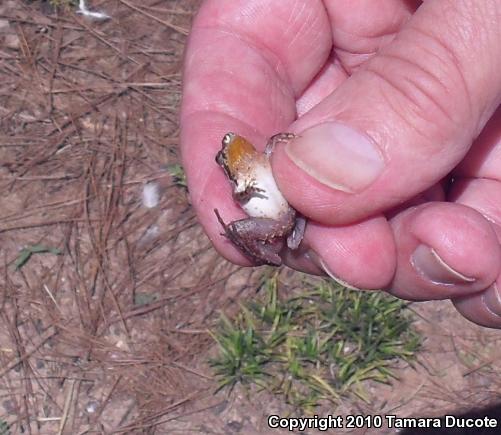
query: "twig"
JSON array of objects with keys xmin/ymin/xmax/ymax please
[
  {"xmin": 0, "ymin": 327, "xmax": 57, "ymax": 378},
  {"xmin": 113, "ymin": 390, "xmax": 200, "ymax": 432},
  {"xmin": 43, "ymin": 284, "xmax": 63, "ymax": 314},
  {"xmin": 57, "ymin": 378, "xmax": 77, "ymax": 435},
  {"xmin": 119, "ymin": 0, "xmax": 189, "ymax": 35},
  {"xmin": 74, "ymin": 14, "xmax": 140, "ymax": 65},
  {"xmin": 0, "ymin": 218, "xmax": 97, "ymax": 235}
]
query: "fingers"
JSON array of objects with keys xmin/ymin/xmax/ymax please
[
  {"xmin": 296, "ymin": 0, "xmax": 421, "ymax": 114},
  {"xmin": 450, "ymin": 178, "xmax": 501, "ymax": 240},
  {"xmin": 295, "ymin": 215, "xmax": 396, "ymax": 290},
  {"xmin": 388, "ymin": 202, "xmax": 501, "ymax": 301},
  {"xmin": 181, "ymin": 0, "xmax": 332, "ymax": 262},
  {"xmin": 296, "ymin": 55, "xmax": 348, "ymax": 117},
  {"xmin": 182, "ymin": 0, "xmax": 332, "ymax": 129},
  {"xmin": 454, "ymin": 106, "xmax": 501, "ymax": 181},
  {"xmin": 325, "ymin": 0, "xmax": 421, "ymax": 72},
  {"xmin": 380, "ymin": 120, "xmax": 501, "ymax": 328},
  {"xmin": 447, "ymin": 177, "xmax": 501, "ymax": 329},
  {"xmin": 445, "ymin": 106, "xmax": 501, "ymax": 328},
  {"xmin": 272, "ymin": 0, "xmax": 501, "ymax": 225},
  {"xmin": 288, "ymin": 197, "xmax": 501, "ymax": 329},
  {"xmin": 452, "ymin": 282, "xmax": 501, "ymax": 329}
]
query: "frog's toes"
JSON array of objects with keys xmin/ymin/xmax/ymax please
[
  {"xmin": 265, "ymin": 132, "xmax": 298, "ymax": 155},
  {"xmin": 287, "ymin": 215, "xmax": 306, "ymax": 250},
  {"xmin": 214, "ymin": 208, "xmax": 228, "ymax": 234}
]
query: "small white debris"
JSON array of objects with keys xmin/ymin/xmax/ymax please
[
  {"xmin": 85, "ymin": 400, "xmax": 100, "ymax": 414},
  {"xmin": 115, "ymin": 339, "xmax": 126, "ymax": 349},
  {"xmin": 144, "ymin": 225, "xmax": 159, "ymax": 238},
  {"xmin": 0, "ymin": 19, "xmax": 10, "ymax": 33},
  {"xmin": 142, "ymin": 182, "xmax": 160, "ymax": 208},
  {"xmin": 137, "ymin": 224, "xmax": 160, "ymax": 247},
  {"xmin": 77, "ymin": 0, "xmax": 111, "ymax": 20},
  {"xmin": 4, "ymin": 34, "xmax": 19, "ymax": 49},
  {"xmin": 343, "ymin": 343, "xmax": 355, "ymax": 354}
]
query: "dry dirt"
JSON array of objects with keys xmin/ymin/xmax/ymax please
[{"xmin": 1, "ymin": 1, "xmax": 501, "ymax": 434}]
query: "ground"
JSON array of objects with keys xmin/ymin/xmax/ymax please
[{"xmin": 1, "ymin": 1, "xmax": 501, "ymax": 434}]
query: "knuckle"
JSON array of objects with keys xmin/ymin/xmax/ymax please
[{"xmin": 364, "ymin": 26, "xmax": 476, "ymax": 152}]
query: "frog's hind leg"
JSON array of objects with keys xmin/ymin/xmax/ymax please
[
  {"xmin": 214, "ymin": 209, "xmax": 283, "ymax": 266},
  {"xmin": 233, "ymin": 234, "xmax": 283, "ymax": 266}
]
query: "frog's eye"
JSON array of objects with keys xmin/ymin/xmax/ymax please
[{"xmin": 222, "ymin": 132, "xmax": 235, "ymax": 146}]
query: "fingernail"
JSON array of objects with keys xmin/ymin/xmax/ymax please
[
  {"xmin": 285, "ymin": 122, "xmax": 384, "ymax": 193},
  {"xmin": 308, "ymin": 251, "xmax": 361, "ymax": 290},
  {"xmin": 411, "ymin": 245, "xmax": 476, "ymax": 285},
  {"xmin": 482, "ymin": 284, "xmax": 501, "ymax": 317}
]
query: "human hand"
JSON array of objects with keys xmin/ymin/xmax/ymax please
[{"xmin": 180, "ymin": 0, "xmax": 501, "ymax": 328}]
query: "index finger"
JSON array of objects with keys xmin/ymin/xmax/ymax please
[{"xmin": 180, "ymin": 0, "xmax": 332, "ymax": 263}]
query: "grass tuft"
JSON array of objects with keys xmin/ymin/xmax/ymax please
[
  {"xmin": 0, "ymin": 420, "xmax": 10, "ymax": 435},
  {"xmin": 210, "ymin": 275, "xmax": 421, "ymax": 411},
  {"xmin": 166, "ymin": 164, "xmax": 188, "ymax": 189}
]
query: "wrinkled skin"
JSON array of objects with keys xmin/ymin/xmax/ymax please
[{"xmin": 181, "ymin": 0, "xmax": 501, "ymax": 329}]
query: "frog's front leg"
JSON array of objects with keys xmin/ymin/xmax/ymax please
[
  {"xmin": 264, "ymin": 132, "xmax": 297, "ymax": 156},
  {"xmin": 232, "ymin": 180, "xmax": 266, "ymax": 203},
  {"xmin": 214, "ymin": 209, "xmax": 286, "ymax": 266}
]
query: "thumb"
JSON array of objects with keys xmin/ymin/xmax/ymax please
[{"xmin": 272, "ymin": 0, "xmax": 501, "ymax": 224}]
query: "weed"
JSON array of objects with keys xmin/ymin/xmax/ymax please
[
  {"xmin": 0, "ymin": 420, "xmax": 10, "ymax": 435},
  {"xmin": 166, "ymin": 164, "xmax": 187, "ymax": 189},
  {"xmin": 210, "ymin": 276, "xmax": 421, "ymax": 412},
  {"xmin": 14, "ymin": 244, "xmax": 62, "ymax": 270}
]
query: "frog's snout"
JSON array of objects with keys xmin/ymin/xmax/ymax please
[{"xmin": 222, "ymin": 132, "xmax": 235, "ymax": 146}]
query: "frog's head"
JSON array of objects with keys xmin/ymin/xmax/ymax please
[{"xmin": 216, "ymin": 132, "xmax": 257, "ymax": 182}]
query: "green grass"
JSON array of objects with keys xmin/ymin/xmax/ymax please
[
  {"xmin": 210, "ymin": 275, "xmax": 421, "ymax": 412},
  {"xmin": 166, "ymin": 164, "xmax": 187, "ymax": 189},
  {"xmin": 14, "ymin": 244, "xmax": 62, "ymax": 270},
  {"xmin": 0, "ymin": 420, "xmax": 10, "ymax": 435}
]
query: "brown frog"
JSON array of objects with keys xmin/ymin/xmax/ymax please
[{"xmin": 214, "ymin": 132, "xmax": 306, "ymax": 266}]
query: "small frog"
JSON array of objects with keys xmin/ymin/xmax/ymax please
[{"xmin": 214, "ymin": 132, "xmax": 306, "ymax": 266}]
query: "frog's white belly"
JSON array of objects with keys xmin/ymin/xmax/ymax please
[{"xmin": 237, "ymin": 165, "xmax": 288, "ymax": 220}]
